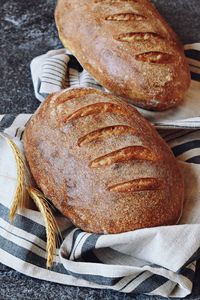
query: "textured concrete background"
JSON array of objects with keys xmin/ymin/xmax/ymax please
[
  {"xmin": 1, "ymin": 0, "xmax": 200, "ymax": 299},
  {"xmin": 1, "ymin": 0, "xmax": 200, "ymax": 114}
]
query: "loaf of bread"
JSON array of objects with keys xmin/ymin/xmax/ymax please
[
  {"xmin": 23, "ymin": 88, "xmax": 184, "ymax": 234},
  {"xmin": 55, "ymin": 0, "xmax": 191, "ymax": 111}
]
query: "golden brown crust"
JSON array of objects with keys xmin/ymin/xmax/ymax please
[
  {"xmin": 23, "ymin": 88, "xmax": 184, "ymax": 234},
  {"xmin": 55, "ymin": 0, "xmax": 191, "ymax": 111}
]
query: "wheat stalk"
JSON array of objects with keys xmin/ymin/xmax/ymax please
[
  {"xmin": 28, "ymin": 187, "xmax": 58, "ymax": 268},
  {"xmin": 2, "ymin": 136, "xmax": 27, "ymax": 221},
  {"xmin": 0, "ymin": 133, "xmax": 58, "ymax": 268}
]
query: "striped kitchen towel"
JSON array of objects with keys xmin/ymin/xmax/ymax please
[
  {"xmin": 31, "ymin": 43, "xmax": 200, "ymax": 129},
  {"xmin": 1, "ymin": 114, "xmax": 200, "ymax": 298}
]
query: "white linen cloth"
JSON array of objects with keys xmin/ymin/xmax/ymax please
[
  {"xmin": 1, "ymin": 42, "xmax": 200, "ymax": 298},
  {"xmin": 0, "ymin": 114, "xmax": 200, "ymax": 298}
]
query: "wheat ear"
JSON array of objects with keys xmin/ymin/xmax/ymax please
[
  {"xmin": 4, "ymin": 137, "xmax": 27, "ymax": 221},
  {"xmin": 1, "ymin": 134, "xmax": 58, "ymax": 268},
  {"xmin": 28, "ymin": 187, "xmax": 58, "ymax": 268}
]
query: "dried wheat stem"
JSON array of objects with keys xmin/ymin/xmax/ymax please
[
  {"xmin": 28, "ymin": 187, "xmax": 58, "ymax": 268},
  {"xmin": 1, "ymin": 134, "xmax": 58, "ymax": 268},
  {"xmin": 5, "ymin": 137, "xmax": 27, "ymax": 221}
]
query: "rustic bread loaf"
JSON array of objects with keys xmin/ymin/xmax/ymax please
[
  {"xmin": 23, "ymin": 88, "xmax": 184, "ymax": 234},
  {"xmin": 55, "ymin": 0, "xmax": 191, "ymax": 111}
]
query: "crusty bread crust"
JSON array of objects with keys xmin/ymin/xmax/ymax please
[
  {"xmin": 23, "ymin": 88, "xmax": 184, "ymax": 234},
  {"xmin": 55, "ymin": 0, "xmax": 191, "ymax": 111}
]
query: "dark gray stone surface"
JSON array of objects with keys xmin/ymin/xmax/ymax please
[
  {"xmin": 0, "ymin": 0, "xmax": 200, "ymax": 114},
  {"xmin": 1, "ymin": 0, "xmax": 62, "ymax": 114},
  {"xmin": 1, "ymin": 258, "xmax": 200, "ymax": 300},
  {"xmin": 1, "ymin": 0, "xmax": 200, "ymax": 299}
]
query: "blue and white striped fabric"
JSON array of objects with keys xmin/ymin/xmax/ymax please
[
  {"xmin": 31, "ymin": 43, "xmax": 200, "ymax": 129},
  {"xmin": 1, "ymin": 42, "xmax": 200, "ymax": 297},
  {"xmin": 1, "ymin": 114, "xmax": 200, "ymax": 298}
]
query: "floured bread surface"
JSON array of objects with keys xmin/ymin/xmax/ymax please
[
  {"xmin": 23, "ymin": 88, "xmax": 184, "ymax": 234},
  {"xmin": 55, "ymin": 0, "xmax": 190, "ymax": 111}
]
